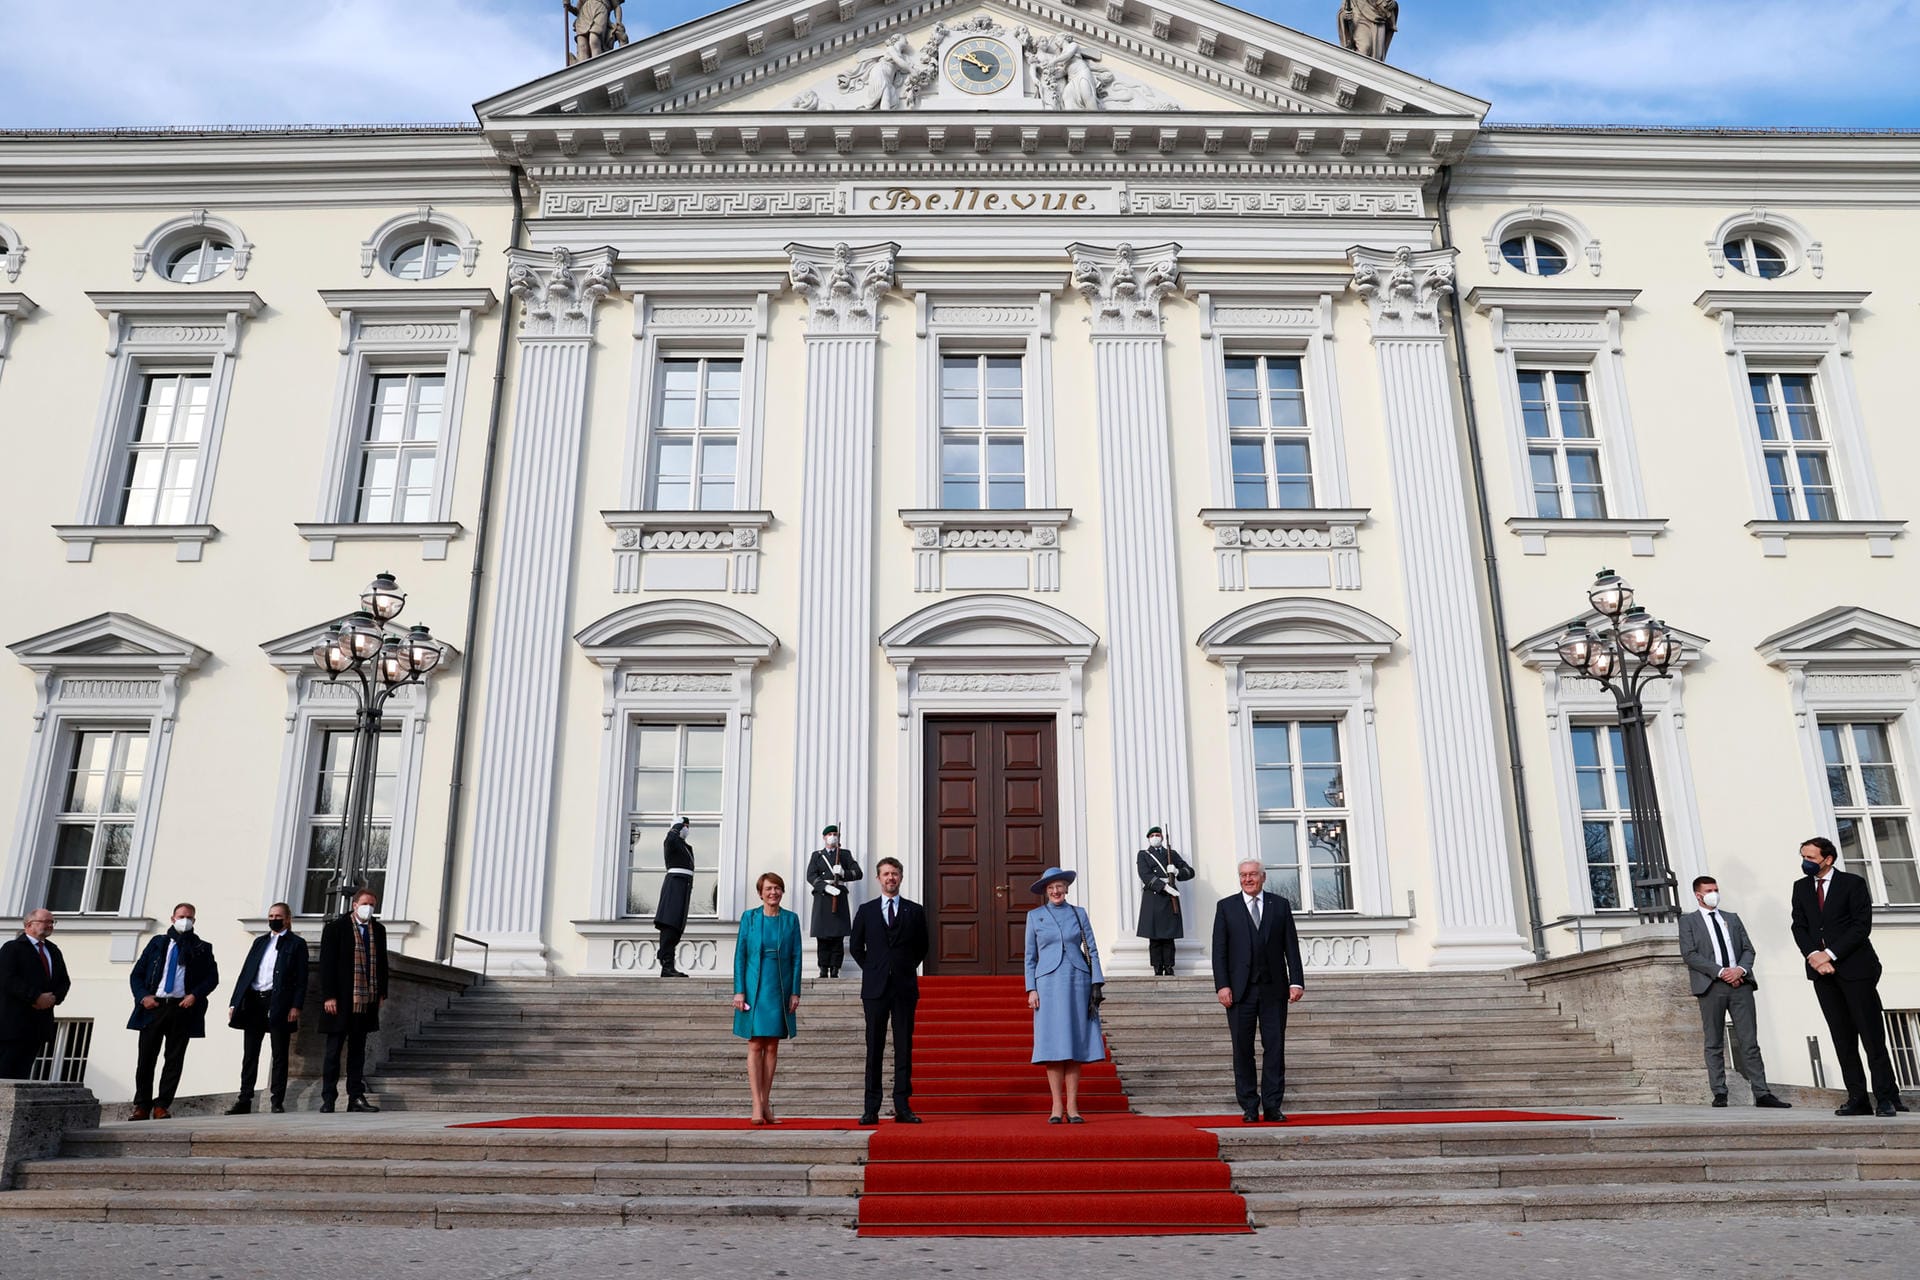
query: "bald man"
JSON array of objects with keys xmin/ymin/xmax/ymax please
[{"xmin": 1, "ymin": 910, "xmax": 70, "ymax": 1078}]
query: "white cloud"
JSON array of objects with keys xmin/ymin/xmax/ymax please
[{"xmin": 0, "ymin": 0, "xmax": 558, "ymax": 127}]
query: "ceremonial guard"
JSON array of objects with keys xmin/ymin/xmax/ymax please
[
  {"xmin": 1135, "ymin": 825, "xmax": 1195, "ymax": 975},
  {"xmin": 654, "ymin": 818, "xmax": 695, "ymax": 978},
  {"xmin": 805, "ymin": 824, "xmax": 863, "ymax": 977}
]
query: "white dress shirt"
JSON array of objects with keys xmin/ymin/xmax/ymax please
[
  {"xmin": 158, "ymin": 940, "xmax": 186, "ymax": 998},
  {"xmin": 252, "ymin": 932, "xmax": 281, "ymax": 993},
  {"xmin": 1697, "ymin": 907, "xmax": 1742, "ymax": 974}
]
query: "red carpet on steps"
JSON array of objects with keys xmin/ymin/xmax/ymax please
[{"xmin": 857, "ymin": 974, "xmax": 1248, "ymax": 1237}]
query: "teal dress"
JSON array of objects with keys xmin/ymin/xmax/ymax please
[{"xmin": 732, "ymin": 907, "xmax": 803, "ymax": 1040}]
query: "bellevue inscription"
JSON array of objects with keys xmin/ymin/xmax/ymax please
[{"xmin": 846, "ymin": 183, "xmax": 1124, "ymax": 215}]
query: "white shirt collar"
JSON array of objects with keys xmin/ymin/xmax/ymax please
[{"xmin": 1244, "ymin": 891, "xmax": 1262, "ymax": 907}]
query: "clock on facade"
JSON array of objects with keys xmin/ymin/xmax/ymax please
[{"xmin": 943, "ymin": 36, "xmax": 1017, "ymax": 95}]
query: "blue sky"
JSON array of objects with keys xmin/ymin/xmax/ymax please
[{"xmin": 2, "ymin": 1, "xmax": 1917, "ymax": 130}]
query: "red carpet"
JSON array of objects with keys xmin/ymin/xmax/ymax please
[{"xmin": 856, "ymin": 974, "xmax": 1249, "ymax": 1237}]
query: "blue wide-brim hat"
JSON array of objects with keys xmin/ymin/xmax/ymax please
[{"xmin": 1028, "ymin": 867, "xmax": 1077, "ymax": 895}]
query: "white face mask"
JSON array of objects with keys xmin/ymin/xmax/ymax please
[
  {"xmin": 1701, "ymin": 891, "xmax": 1721, "ymax": 909},
  {"xmin": 355, "ymin": 904, "xmax": 374, "ymax": 922},
  {"xmin": 825, "ymin": 836, "xmax": 839, "ymax": 849},
  {"xmin": 173, "ymin": 917, "xmax": 195, "ymax": 934},
  {"xmin": 1148, "ymin": 836, "xmax": 1163, "ymax": 848}
]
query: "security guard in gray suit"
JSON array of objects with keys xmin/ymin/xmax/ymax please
[{"xmin": 1679, "ymin": 875, "xmax": 1790, "ymax": 1108}]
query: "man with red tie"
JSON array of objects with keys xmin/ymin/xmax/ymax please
[
  {"xmin": 0, "ymin": 909, "xmax": 70, "ymax": 1079},
  {"xmin": 1791, "ymin": 836, "xmax": 1902, "ymax": 1117}
]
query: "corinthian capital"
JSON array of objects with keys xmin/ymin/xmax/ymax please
[
  {"xmin": 1349, "ymin": 245, "xmax": 1456, "ymax": 338},
  {"xmin": 786, "ymin": 241, "xmax": 899, "ymax": 335},
  {"xmin": 507, "ymin": 246, "xmax": 618, "ymax": 337},
  {"xmin": 1068, "ymin": 241, "xmax": 1181, "ymax": 335}
]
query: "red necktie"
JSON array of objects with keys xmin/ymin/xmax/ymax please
[
  {"xmin": 36, "ymin": 941, "xmax": 51, "ymax": 977},
  {"xmin": 1817, "ymin": 878, "xmax": 1827, "ymax": 911}
]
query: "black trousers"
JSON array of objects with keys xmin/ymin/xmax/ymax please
[
  {"xmin": 235, "ymin": 993, "xmax": 292, "ymax": 1104},
  {"xmin": 1813, "ymin": 974, "xmax": 1899, "ymax": 1102},
  {"xmin": 321, "ymin": 1027, "xmax": 370, "ymax": 1103},
  {"xmin": 1148, "ymin": 939, "xmax": 1177, "ymax": 973},
  {"xmin": 863, "ymin": 989, "xmax": 918, "ymax": 1114},
  {"xmin": 0, "ymin": 1035, "xmax": 46, "ymax": 1079},
  {"xmin": 817, "ymin": 937, "xmax": 845, "ymax": 974},
  {"xmin": 133, "ymin": 1002, "xmax": 194, "ymax": 1109},
  {"xmin": 1225, "ymin": 979, "xmax": 1287, "ymax": 1113},
  {"xmin": 657, "ymin": 926, "xmax": 684, "ymax": 972}
]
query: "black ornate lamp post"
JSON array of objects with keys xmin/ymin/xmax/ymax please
[
  {"xmin": 310, "ymin": 572, "xmax": 445, "ymax": 918},
  {"xmin": 1557, "ymin": 568, "xmax": 1683, "ymax": 922}
]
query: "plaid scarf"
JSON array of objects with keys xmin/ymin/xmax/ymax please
[{"xmin": 352, "ymin": 923, "xmax": 374, "ymax": 1014}]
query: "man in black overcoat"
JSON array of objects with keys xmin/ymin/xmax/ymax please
[
  {"xmin": 654, "ymin": 818, "xmax": 695, "ymax": 977},
  {"xmin": 848, "ymin": 857, "xmax": 928, "ymax": 1125},
  {"xmin": 318, "ymin": 889, "xmax": 389, "ymax": 1113},
  {"xmin": 1792, "ymin": 836, "xmax": 1902, "ymax": 1116},
  {"xmin": 1211, "ymin": 859, "xmax": 1305, "ymax": 1124},
  {"xmin": 0, "ymin": 909, "xmax": 69, "ymax": 1079},
  {"xmin": 127, "ymin": 903, "xmax": 220, "ymax": 1120},
  {"xmin": 1135, "ymin": 824, "xmax": 1195, "ymax": 975},
  {"xmin": 226, "ymin": 901, "xmax": 309, "ymax": 1114},
  {"xmin": 805, "ymin": 823, "xmax": 863, "ymax": 977}
]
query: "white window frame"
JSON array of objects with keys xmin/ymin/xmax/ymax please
[
  {"xmin": 1746, "ymin": 368, "xmax": 1840, "ymax": 523},
  {"xmin": 1706, "ymin": 207, "xmax": 1822, "ymax": 280},
  {"xmin": 301, "ymin": 289, "xmax": 493, "ymax": 561},
  {"xmin": 61, "ymin": 292, "xmax": 262, "ymax": 562},
  {"xmin": 1247, "ymin": 716, "xmax": 1358, "ymax": 915},
  {"xmin": 645, "ymin": 352, "xmax": 749, "ymax": 512},
  {"xmin": 5, "ymin": 613, "xmax": 207, "ymax": 962},
  {"xmin": 259, "ymin": 619, "xmax": 446, "ymax": 937},
  {"xmin": 42, "ymin": 726, "xmax": 151, "ymax": 917},
  {"xmin": 1818, "ymin": 719, "xmax": 1919, "ymax": 906},
  {"xmin": 29, "ymin": 1018, "xmax": 93, "ymax": 1085},
  {"xmin": 1515, "ymin": 366, "xmax": 1609, "ymax": 521},
  {"xmin": 619, "ymin": 721, "xmax": 727, "ymax": 922},
  {"xmin": 1469, "ymin": 287, "xmax": 1666, "ymax": 557},
  {"xmin": 1222, "ymin": 350, "xmax": 1317, "ymax": 510},
  {"xmin": 936, "ymin": 349, "xmax": 1032, "ymax": 511},
  {"xmin": 132, "ymin": 211, "xmax": 253, "ymax": 283},
  {"xmin": 1696, "ymin": 291, "xmax": 1899, "ymax": 556},
  {"xmin": 1484, "ymin": 206, "xmax": 1602, "ymax": 278},
  {"xmin": 360, "ymin": 207, "xmax": 481, "ymax": 280}
]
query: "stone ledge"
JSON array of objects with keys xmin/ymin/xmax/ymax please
[{"xmin": 0, "ymin": 1082, "xmax": 100, "ymax": 1190}]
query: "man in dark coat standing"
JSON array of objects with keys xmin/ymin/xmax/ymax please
[
  {"xmin": 848, "ymin": 857, "xmax": 928, "ymax": 1125},
  {"xmin": 1211, "ymin": 859, "xmax": 1305, "ymax": 1124},
  {"xmin": 1792, "ymin": 836, "xmax": 1901, "ymax": 1116},
  {"xmin": 1135, "ymin": 825, "xmax": 1194, "ymax": 975},
  {"xmin": 226, "ymin": 902, "xmax": 309, "ymax": 1114},
  {"xmin": 654, "ymin": 818, "xmax": 695, "ymax": 978},
  {"xmin": 805, "ymin": 824, "xmax": 863, "ymax": 977},
  {"xmin": 127, "ymin": 903, "xmax": 220, "ymax": 1120},
  {"xmin": 0, "ymin": 909, "xmax": 69, "ymax": 1079},
  {"xmin": 318, "ymin": 889, "xmax": 389, "ymax": 1113}
]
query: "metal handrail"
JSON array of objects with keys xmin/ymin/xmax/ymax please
[
  {"xmin": 450, "ymin": 933, "xmax": 489, "ymax": 984},
  {"xmin": 1541, "ymin": 913, "xmax": 1598, "ymax": 954}
]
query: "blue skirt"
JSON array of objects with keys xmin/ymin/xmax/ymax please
[
  {"xmin": 734, "ymin": 946, "xmax": 795, "ymax": 1040},
  {"xmin": 1031, "ymin": 963, "xmax": 1105, "ymax": 1063}
]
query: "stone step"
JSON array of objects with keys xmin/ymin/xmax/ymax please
[
  {"xmin": 1242, "ymin": 1178, "xmax": 1920, "ymax": 1226},
  {"xmin": 59, "ymin": 1126, "xmax": 869, "ymax": 1164},
  {"xmin": 1208, "ymin": 1119, "xmax": 1920, "ymax": 1160},
  {"xmin": 0, "ymin": 1188, "xmax": 859, "ymax": 1227},
  {"xmin": 1229, "ymin": 1147, "xmax": 1920, "ymax": 1190}
]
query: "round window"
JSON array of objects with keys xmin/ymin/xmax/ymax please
[
  {"xmin": 163, "ymin": 237, "xmax": 236, "ymax": 284},
  {"xmin": 1724, "ymin": 236, "xmax": 1788, "ymax": 279},
  {"xmin": 386, "ymin": 236, "xmax": 461, "ymax": 281},
  {"xmin": 1500, "ymin": 233, "xmax": 1568, "ymax": 277}
]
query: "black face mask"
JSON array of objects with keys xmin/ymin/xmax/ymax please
[
  {"xmin": 268, "ymin": 919, "xmax": 288, "ymax": 933},
  {"xmin": 1801, "ymin": 859, "xmax": 1823, "ymax": 878}
]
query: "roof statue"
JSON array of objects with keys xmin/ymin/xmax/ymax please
[
  {"xmin": 565, "ymin": 0, "xmax": 628, "ymax": 65},
  {"xmin": 1337, "ymin": 0, "xmax": 1398, "ymax": 61}
]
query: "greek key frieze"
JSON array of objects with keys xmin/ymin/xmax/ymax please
[
  {"xmin": 1130, "ymin": 189, "xmax": 1421, "ymax": 217},
  {"xmin": 546, "ymin": 189, "xmax": 837, "ymax": 218}
]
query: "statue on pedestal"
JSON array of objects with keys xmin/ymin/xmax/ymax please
[{"xmin": 1337, "ymin": 0, "xmax": 1398, "ymax": 61}]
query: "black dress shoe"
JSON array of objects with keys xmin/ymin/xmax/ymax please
[
  {"xmin": 347, "ymin": 1097, "xmax": 380, "ymax": 1114},
  {"xmin": 1047, "ymin": 1115, "xmax": 1063, "ymax": 1125},
  {"xmin": 1754, "ymin": 1094, "xmax": 1792, "ymax": 1109},
  {"xmin": 226, "ymin": 1100, "xmax": 252, "ymax": 1115},
  {"xmin": 858, "ymin": 1113, "xmax": 879, "ymax": 1126},
  {"xmin": 1263, "ymin": 1109, "xmax": 1286, "ymax": 1123},
  {"xmin": 1835, "ymin": 1098, "xmax": 1875, "ymax": 1116},
  {"xmin": 894, "ymin": 1110, "xmax": 923, "ymax": 1124},
  {"xmin": 1877, "ymin": 1099, "xmax": 1899, "ymax": 1118},
  {"xmin": 270, "ymin": 1102, "xmax": 285, "ymax": 1114},
  {"xmin": 319, "ymin": 1101, "xmax": 336, "ymax": 1113},
  {"xmin": 1067, "ymin": 1115, "xmax": 1086, "ymax": 1124},
  {"xmin": 1242, "ymin": 1110, "xmax": 1259, "ymax": 1124},
  {"xmin": 1711, "ymin": 1094, "xmax": 1728, "ymax": 1108}
]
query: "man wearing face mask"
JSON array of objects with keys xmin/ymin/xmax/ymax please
[
  {"xmin": 0, "ymin": 909, "xmax": 69, "ymax": 1079},
  {"xmin": 1792, "ymin": 836, "xmax": 1902, "ymax": 1117},
  {"xmin": 1678, "ymin": 876, "xmax": 1790, "ymax": 1108},
  {"xmin": 805, "ymin": 824, "xmax": 863, "ymax": 978},
  {"xmin": 318, "ymin": 889, "xmax": 389, "ymax": 1113},
  {"xmin": 655, "ymin": 819, "xmax": 695, "ymax": 978},
  {"xmin": 1136, "ymin": 825, "xmax": 1194, "ymax": 976},
  {"xmin": 226, "ymin": 902, "xmax": 309, "ymax": 1114},
  {"xmin": 127, "ymin": 903, "xmax": 220, "ymax": 1120}
]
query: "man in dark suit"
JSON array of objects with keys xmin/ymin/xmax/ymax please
[
  {"xmin": 1678, "ymin": 875, "xmax": 1790, "ymax": 1108},
  {"xmin": 127, "ymin": 903, "xmax": 220, "ymax": 1120},
  {"xmin": 847, "ymin": 857, "xmax": 928, "ymax": 1126},
  {"xmin": 1791, "ymin": 836, "xmax": 1900, "ymax": 1116},
  {"xmin": 226, "ymin": 902, "xmax": 310, "ymax": 1114},
  {"xmin": 1211, "ymin": 859, "xmax": 1305, "ymax": 1123},
  {"xmin": 318, "ymin": 889, "xmax": 390, "ymax": 1114},
  {"xmin": 0, "ymin": 909, "xmax": 70, "ymax": 1079}
]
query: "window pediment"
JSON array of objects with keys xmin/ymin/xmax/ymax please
[
  {"xmin": 1760, "ymin": 607, "xmax": 1920, "ymax": 667},
  {"xmin": 880, "ymin": 595, "xmax": 1097, "ymax": 655},
  {"xmin": 575, "ymin": 599, "xmax": 779, "ymax": 663},
  {"xmin": 1198, "ymin": 597, "xmax": 1397, "ymax": 661},
  {"xmin": 10, "ymin": 612, "xmax": 209, "ymax": 674}
]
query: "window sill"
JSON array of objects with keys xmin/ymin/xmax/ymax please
[
  {"xmin": 1506, "ymin": 517, "xmax": 1669, "ymax": 557},
  {"xmin": 898, "ymin": 508, "xmax": 1071, "ymax": 593},
  {"xmin": 601, "ymin": 509, "xmax": 774, "ymax": 595},
  {"xmin": 54, "ymin": 524, "xmax": 217, "ymax": 563},
  {"xmin": 1197, "ymin": 507, "xmax": 1369, "ymax": 591},
  {"xmin": 4, "ymin": 914, "xmax": 157, "ymax": 963},
  {"xmin": 1746, "ymin": 519, "xmax": 1905, "ymax": 558},
  {"xmin": 295, "ymin": 522, "xmax": 463, "ymax": 562}
]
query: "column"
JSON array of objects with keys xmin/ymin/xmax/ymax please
[
  {"xmin": 460, "ymin": 246, "xmax": 617, "ymax": 973},
  {"xmin": 1350, "ymin": 245, "xmax": 1532, "ymax": 967},
  {"xmin": 785, "ymin": 241, "xmax": 897, "ymax": 876},
  {"xmin": 1069, "ymin": 242, "xmax": 1196, "ymax": 955}
]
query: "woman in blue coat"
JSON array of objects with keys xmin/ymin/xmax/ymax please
[
  {"xmin": 732, "ymin": 871, "xmax": 803, "ymax": 1125},
  {"xmin": 1024, "ymin": 867, "xmax": 1106, "ymax": 1124}
]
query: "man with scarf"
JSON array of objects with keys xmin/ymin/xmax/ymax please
[
  {"xmin": 805, "ymin": 823, "xmax": 863, "ymax": 977},
  {"xmin": 318, "ymin": 889, "xmax": 389, "ymax": 1113},
  {"xmin": 127, "ymin": 903, "xmax": 220, "ymax": 1120},
  {"xmin": 654, "ymin": 818, "xmax": 695, "ymax": 978},
  {"xmin": 1136, "ymin": 825, "xmax": 1195, "ymax": 975}
]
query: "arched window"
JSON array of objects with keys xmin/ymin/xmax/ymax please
[
  {"xmin": 1485, "ymin": 207, "xmax": 1601, "ymax": 278},
  {"xmin": 1708, "ymin": 209, "xmax": 1822, "ymax": 280},
  {"xmin": 1722, "ymin": 235, "xmax": 1788, "ymax": 279},
  {"xmin": 162, "ymin": 236, "xmax": 235, "ymax": 284},
  {"xmin": 361, "ymin": 208, "xmax": 480, "ymax": 281},
  {"xmin": 385, "ymin": 234, "xmax": 463, "ymax": 281},
  {"xmin": 132, "ymin": 212, "xmax": 253, "ymax": 283},
  {"xmin": 1500, "ymin": 232, "xmax": 1569, "ymax": 277}
]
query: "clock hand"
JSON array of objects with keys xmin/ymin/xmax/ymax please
[{"xmin": 962, "ymin": 53, "xmax": 993, "ymax": 71}]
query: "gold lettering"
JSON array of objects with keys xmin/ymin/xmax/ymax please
[
  {"xmin": 1071, "ymin": 193, "xmax": 1090, "ymax": 210},
  {"xmin": 982, "ymin": 192, "xmax": 1001, "ymax": 210},
  {"xmin": 925, "ymin": 192, "xmax": 944, "ymax": 210},
  {"xmin": 1011, "ymin": 192, "xmax": 1036, "ymax": 211}
]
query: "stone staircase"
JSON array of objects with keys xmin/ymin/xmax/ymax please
[{"xmin": 1102, "ymin": 972, "xmax": 1663, "ymax": 1112}]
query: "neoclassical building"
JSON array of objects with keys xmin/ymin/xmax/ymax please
[{"xmin": 3, "ymin": 0, "xmax": 1918, "ymax": 1103}]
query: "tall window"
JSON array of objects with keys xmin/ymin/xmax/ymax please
[
  {"xmin": 1822, "ymin": 721, "xmax": 1917, "ymax": 904},
  {"xmin": 648, "ymin": 357, "xmax": 741, "ymax": 510},
  {"xmin": 119, "ymin": 373, "xmax": 210, "ymax": 525},
  {"xmin": 1519, "ymin": 369, "xmax": 1605, "ymax": 518},
  {"xmin": 354, "ymin": 372, "xmax": 444, "ymax": 522},
  {"xmin": 297, "ymin": 728, "xmax": 398, "ymax": 915},
  {"xmin": 46, "ymin": 729, "xmax": 147, "ymax": 913},
  {"xmin": 1750, "ymin": 372, "xmax": 1838, "ymax": 521},
  {"xmin": 1251, "ymin": 719, "xmax": 1352, "ymax": 911},
  {"xmin": 624, "ymin": 723, "xmax": 723, "ymax": 918},
  {"xmin": 1226, "ymin": 355, "xmax": 1312, "ymax": 509},
  {"xmin": 1571, "ymin": 724, "xmax": 1649, "ymax": 911},
  {"xmin": 940, "ymin": 354, "xmax": 1026, "ymax": 509}
]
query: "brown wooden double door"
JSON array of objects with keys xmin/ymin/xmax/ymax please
[{"xmin": 924, "ymin": 716, "xmax": 1060, "ymax": 975}]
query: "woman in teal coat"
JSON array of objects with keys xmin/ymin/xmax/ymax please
[{"xmin": 732, "ymin": 871, "xmax": 803, "ymax": 1125}]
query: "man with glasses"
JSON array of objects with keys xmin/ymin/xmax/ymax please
[
  {"xmin": 226, "ymin": 902, "xmax": 309, "ymax": 1114},
  {"xmin": 0, "ymin": 909, "xmax": 69, "ymax": 1079}
]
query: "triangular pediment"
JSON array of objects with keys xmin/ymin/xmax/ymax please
[
  {"xmin": 1759, "ymin": 607, "xmax": 1920, "ymax": 664},
  {"xmin": 9, "ymin": 612, "xmax": 209, "ymax": 672},
  {"xmin": 259, "ymin": 617, "xmax": 462, "ymax": 670},
  {"xmin": 479, "ymin": 0, "xmax": 1486, "ymax": 122}
]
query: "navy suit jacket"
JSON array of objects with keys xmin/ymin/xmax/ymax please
[
  {"xmin": 227, "ymin": 931, "xmax": 311, "ymax": 1027},
  {"xmin": 127, "ymin": 931, "xmax": 220, "ymax": 1037},
  {"xmin": 848, "ymin": 896, "xmax": 928, "ymax": 1000},
  {"xmin": 1210, "ymin": 892, "xmax": 1305, "ymax": 1001}
]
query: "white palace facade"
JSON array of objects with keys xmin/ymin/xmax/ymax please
[{"xmin": 4, "ymin": 0, "xmax": 1920, "ymax": 1102}]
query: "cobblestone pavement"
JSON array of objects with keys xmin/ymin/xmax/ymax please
[{"xmin": 10, "ymin": 1218, "xmax": 1919, "ymax": 1279}]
